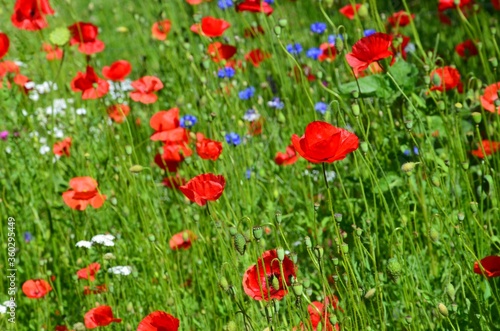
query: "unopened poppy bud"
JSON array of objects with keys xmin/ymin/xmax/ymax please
[
  {"xmin": 356, "ymin": 228, "xmax": 363, "ymax": 236},
  {"xmin": 387, "ymin": 257, "xmax": 402, "ymax": 282},
  {"xmin": 278, "ymin": 19, "xmax": 288, "ymax": 27},
  {"xmin": 277, "ymin": 111, "xmax": 286, "ymax": 123},
  {"xmin": 470, "ymin": 201, "xmax": 478, "ymax": 214},
  {"xmin": 401, "ymin": 162, "xmax": 417, "ymax": 173},
  {"xmin": 424, "ymin": 76, "xmax": 431, "ymax": 85},
  {"xmin": 341, "ymin": 243, "xmax": 349, "ymax": 253},
  {"xmin": 471, "ymin": 112, "xmax": 482, "ymax": 124},
  {"xmin": 226, "ymin": 321, "xmax": 237, "ymax": 331},
  {"xmin": 289, "ymin": 252, "xmax": 298, "ymax": 264},
  {"xmin": 360, "ymin": 141, "xmax": 369, "ymax": 153},
  {"xmin": 314, "ymin": 245, "xmax": 324, "ymax": 261},
  {"xmin": 129, "ymin": 165, "xmax": 144, "ymax": 173},
  {"xmin": 457, "ymin": 212, "xmax": 465, "ymax": 221},
  {"xmin": 358, "ymin": 4, "xmax": 369, "ymax": 17},
  {"xmin": 276, "ymin": 247, "xmax": 285, "ymax": 261},
  {"xmin": 126, "ymin": 302, "xmax": 134, "ymax": 312},
  {"xmin": 352, "ymin": 104, "xmax": 360, "ymax": 116},
  {"xmin": 438, "ymin": 303, "xmax": 448, "ymax": 317},
  {"xmin": 229, "ymin": 227, "xmax": 238, "ymax": 236},
  {"xmin": 316, "ymin": 71, "xmax": 324, "ymax": 79},
  {"xmin": 252, "ymin": 226, "xmax": 263, "ymax": 240},
  {"xmin": 275, "ymin": 211, "xmax": 282, "ymax": 224},
  {"xmin": 219, "ymin": 277, "xmax": 229, "ymax": 291},
  {"xmin": 200, "ymin": 76, "xmax": 207, "ymax": 84},
  {"xmin": 334, "ymin": 213, "xmax": 343, "ymax": 223},
  {"xmin": 364, "ymin": 288, "xmax": 376, "ymax": 299},
  {"xmin": 148, "ymin": 234, "xmax": 156, "ymax": 242},
  {"xmin": 273, "ymin": 26, "xmax": 282, "ymax": 37},
  {"xmin": 446, "ymin": 283, "xmax": 456, "ymax": 301},
  {"xmin": 333, "ymin": 257, "xmax": 339, "ymax": 266},
  {"xmin": 489, "ymin": 57, "xmax": 498, "ymax": 68},
  {"xmin": 351, "ymin": 90, "xmax": 359, "ymax": 99},
  {"xmin": 461, "ymin": 162, "xmax": 469, "ymax": 170},
  {"xmin": 291, "ymin": 282, "xmax": 303, "ymax": 296},
  {"xmin": 432, "ymin": 73, "xmax": 441, "ymax": 87},
  {"xmin": 304, "ymin": 236, "xmax": 312, "ymax": 248},
  {"xmin": 404, "ymin": 120, "xmax": 413, "ymax": 130},
  {"xmin": 271, "ymin": 275, "xmax": 280, "ymax": 290},
  {"xmin": 303, "ymin": 278, "xmax": 311, "ymax": 288},
  {"xmin": 73, "ymin": 322, "xmax": 86, "ymax": 331},
  {"xmin": 429, "ymin": 228, "xmax": 439, "ymax": 242},
  {"xmin": 335, "ymin": 37, "xmax": 344, "ymax": 53},
  {"xmin": 329, "ymin": 315, "xmax": 338, "ymax": 325},
  {"xmin": 233, "ymin": 233, "xmax": 246, "ymax": 255}
]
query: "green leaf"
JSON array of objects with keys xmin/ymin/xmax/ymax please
[
  {"xmin": 387, "ymin": 59, "xmax": 419, "ymax": 90},
  {"xmin": 339, "ymin": 75, "xmax": 389, "ymax": 96}
]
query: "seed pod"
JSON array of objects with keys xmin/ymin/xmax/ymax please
[
  {"xmin": 304, "ymin": 236, "xmax": 312, "ymax": 249},
  {"xmin": 229, "ymin": 227, "xmax": 238, "ymax": 236},
  {"xmin": 446, "ymin": 283, "xmax": 456, "ymax": 301},
  {"xmin": 438, "ymin": 303, "xmax": 449, "ymax": 317},
  {"xmin": 276, "ymin": 247, "xmax": 285, "ymax": 261},
  {"xmin": 471, "ymin": 112, "xmax": 482, "ymax": 124},
  {"xmin": 387, "ymin": 258, "xmax": 402, "ymax": 282},
  {"xmin": 341, "ymin": 243, "xmax": 349, "ymax": 253},
  {"xmin": 360, "ymin": 142, "xmax": 369, "ymax": 153},
  {"xmin": 314, "ymin": 245, "xmax": 324, "ymax": 261},
  {"xmin": 129, "ymin": 165, "xmax": 144, "ymax": 173},
  {"xmin": 278, "ymin": 19, "xmax": 288, "ymax": 27},
  {"xmin": 401, "ymin": 162, "xmax": 417, "ymax": 173},
  {"xmin": 233, "ymin": 233, "xmax": 246, "ymax": 255},
  {"xmin": 273, "ymin": 26, "xmax": 281, "ymax": 37},
  {"xmin": 291, "ymin": 282, "xmax": 303, "ymax": 296},
  {"xmin": 271, "ymin": 275, "xmax": 280, "ymax": 290},
  {"xmin": 219, "ymin": 277, "xmax": 229, "ymax": 291},
  {"xmin": 252, "ymin": 226, "xmax": 263, "ymax": 241}
]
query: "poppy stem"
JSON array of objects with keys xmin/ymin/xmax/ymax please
[{"xmin": 322, "ymin": 163, "xmax": 329, "ymax": 190}]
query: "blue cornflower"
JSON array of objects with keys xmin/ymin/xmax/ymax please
[
  {"xmin": 24, "ymin": 231, "xmax": 33, "ymax": 243},
  {"xmin": 306, "ymin": 47, "xmax": 322, "ymax": 60},
  {"xmin": 238, "ymin": 86, "xmax": 256, "ymax": 100},
  {"xmin": 311, "ymin": 22, "xmax": 327, "ymax": 34},
  {"xmin": 218, "ymin": 0, "xmax": 233, "ymax": 9},
  {"xmin": 225, "ymin": 132, "xmax": 241, "ymax": 146},
  {"xmin": 264, "ymin": 0, "xmax": 274, "ymax": 4},
  {"xmin": 364, "ymin": 29, "xmax": 377, "ymax": 37},
  {"xmin": 245, "ymin": 168, "xmax": 252, "ymax": 179},
  {"xmin": 180, "ymin": 115, "xmax": 197, "ymax": 129},
  {"xmin": 267, "ymin": 97, "xmax": 284, "ymax": 109},
  {"xmin": 218, "ymin": 67, "xmax": 236, "ymax": 78},
  {"xmin": 328, "ymin": 34, "xmax": 344, "ymax": 44},
  {"xmin": 315, "ymin": 101, "xmax": 329, "ymax": 115},
  {"xmin": 243, "ymin": 109, "xmax": 261, "ymax": 122},
  {"xmin": 286, "ymin": 43, "xmax": 303, "ymax": 55}
]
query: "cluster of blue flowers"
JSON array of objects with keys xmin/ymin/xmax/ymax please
[
  {"xmin": 306, "ymin": 47, "xmax": 322, "ymax": 60},
  {"xmin": 180, "ymin": 115, "xmax": 197, "ymax": 129},
  {"xmin": 218, "ymin": 0, "xmax": 233, "ymax": 9},
  {"xmin": 286, "ymin": 43, "xmax": 303, "ymax": 55},
  {"xmin": 238, "ymin": 86, "xmax": 256, "ymax": 100},
  {"xmin": 310, "ymin": 22, "xmax": 327, "ymax": 34},
  {"xmin": 267, "ymin": 97, "xmax": 284, "ymax": 109},
  {"xmin": 218, "ymin": 67, "xmax": 235, "ymax": 79},
  {"xmin": 243, "ymin": 109, "xmax": 261, "ymax": 122},
  {"xmin": 225, "ymin": 132, "xmax": 241, "ymax": 146}
]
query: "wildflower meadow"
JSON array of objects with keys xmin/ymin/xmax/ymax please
[{"xmin": 2, "ymin": 0, "xmax": 500, "ymax": 330}]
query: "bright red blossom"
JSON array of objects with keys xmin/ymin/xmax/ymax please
[
  {"xmin": 68, "ymin": 22, "xmax": 105, "ymax": 55},
  {"xmin": 169, "ymin": 230, "xmax": 197, "ymax": 250},
  {"xmin": 430, "ymin": 66, "xmax": 461, "ymax": 92},
  {"xmin": 387, "ymin": 11, "xmax": 415, "ymax": 27},
  {"xmin": 274, "ymin": 145, "xmax": 298, "ymax": 166},
  {"xmin": 150, "ymin": 108, "xmax": 184, "ymax": 142},
  {"xmin": 102, "ymin": 60, "xmax": 132, "ymax": 81},
  {"xmin": 245, "ymin": 48, "xmax": 270, "ymax": 67},
  {"xmin": 84, "ymin": 306, "xmax": 121, "ymax": 329},
  {"xmin": 137, "ymin": 311, "xmax": 180, "ymax": 331},
  {"xmin": 77, "ymin": 262, "xmax": 101, "ymax": 281},
  {"xmin": 196, "ymin": 133, "xmax": 223, "ymax": 161},
  {"xmin": 208, "ymin": 42, "xmax": 237, "ymax": 62},
  {"xmin": 346, "ymin": 33, "xmax": 394, "ymax": 74},
  {"xmin": 0, "ymin": 33, "xmax": 9, "ymax": 59},
  {"xmin": 107, "ymin": 104, "xmax": 130, "ymax": 123},
  {"xmin": 473, "ymin": 256, "xmax": 500, "ymax": 277},
  {"xmin": 179, "ymin": 173, "xmax": 226, "ymax": 206},
  {"xmin": 438, "ymin": 0, "xmax": 473, "ymax": 11},
  {"xmin": 53, "ymin": 137, "xmax": 72, "ymax": 157},
  {"xmin": 130, "ymin": 76, "xmax": 163, "ymax": 104},
  {"xmin": 243, "ymin": 249, "xmax": 297, "ymax": 301},
  {"xmin": 297, "ymin": 297, "xmax": 340, "ymax": 331},
  {"xmin": 162, "ymin": 175, "xmax": 187, "ymax": 189},
  {"xmin": 190, "ymin": 17, "xmax": 230, "ymax": 37},
  {"xmin": 152, "ymin": 20, "xmax": 172, "ymax": 41},
  {"xmin": 339, "ymin": 4, "xmax": 362, "ymax": 20},
  {"xmin": 480, "ymin": 82, "xmax": 500, "ymax": 113},
  {"xmin": 471, "ymin": 140, "xmax": 500, "ymax": 159},
  {"xmin": 22, "ymin": 279, "xmax": 52, "ymax": 298},
  {"xmin": 42, "ymin": 43, "xmax": 63, "ymax": 60},
  {"xmin": 291, "ymin": 121, "xmax": 359, "ymax": 163},
  {"xmin": 70, "ymin": 66, "xmax": 109, "ymax": 100},
  {"xmin": 11, "ymin": 0, "xmax": 55, "ymax": 31},
  {"xmin": 318, "ymin": 43, "xmax": 337, "ymax": 62},
  {"xmin": 236, "ymin": 0, "xmax": 273, "ymax": 15},
  {"xmin": 83, "ymin": 284, "xmax": 107, "ymax": 295},
  {"xmin": 62, "ymin": 177, "xmax": 106, "ymax": 211},
  {"xmin": 455, "ymin": 40, "xmax": 478, "ymax": 58}
]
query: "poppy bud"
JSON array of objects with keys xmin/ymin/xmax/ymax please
[
  {"xmin": 329, "ymin": 315, "xmax": 338, "ymax": 325},
  {"xmin": 289, "ymin": 252, "xmax": 298, "ymax": 264},
  {"xmin": 252, "ymin": 226, "xmax": 263, "ymax": 241},
  {"xmin": 334, "ymin": 213, "xmax": 343, "ymax": 223},
  {"xmin": 226, "ymin": 321, "xmax": 237, "ymax": 331},
  {"xmin": 291, "ymin": 282, "xmax": 303, "ymax": 296},
  {"xmin": 277, "ymin": 111, "xmax": 286, "ymax": 123},
  {"xmin": 273, "ymin": 26, "xmax": 281, "ymax": 37},
  {"xmin": 50, "ymin": 27, "xmax": 71, "ymax": 46},
  {"xmin": 401, "ymin": 162, "xmax": 417, "ymax": 173},
  {"xmin": 275, "ymin": 211, "xmax": 282, "ymax": 224},
  {"xmin": 457, "ymin": 212, "xmax": 465, "ymax": 221},
  {"xmin": 432, "ymin": 73, "xmax": 441, "ymax": 87},
  {"xmin": 360, "ymin": 141, "xmax": 369, "ymax": 153},
  {"xmin": 341, "ymin": 243, "xmax": 349, "ymax": 253},
  {"xmin": 438, "ymin": 303, "xmax": 449, "ymax": 317},
  {"xmin": 335, "ymin": 37, "xmax": 344, "ymax": 53},
  {"xmin": 333, "ymin": 257, "xmax": 339, "ymax": 266},
  {"xmin": 229, "ymin": 227, "xmax": 238, "ymax": 236},
  {"xmin": 73, "ymin": 322, "xmax": 86, "ymax": 331},
  {"xmin": 358, "ymin": 4, "xmax": 369, "ymax": 18},
  {"xmin": 356, "ymin": 228, "xmax": 363, "ymax": 236},
  {"xmin": 387, "ymin": 257, "xmax": 402, "ymax": 282},
  {"xmin": 127, "ymin": 302, "xmax": 134, "ymax": 312},
  {"xmin": 148, "ymin": 234, "xmax": 156, "ymax": 242},
  {"xmin": 129, "ymin": 165, "xmax": 144, "ymax": 173},
  {"xmin": 303, "ymin": 278, "xmax": 311, "ymax": 288},
  {"xmin": 304, "ymin": 236, "xmax": 312, "ymax": 248},
  {"xmin": 424, "ymin": 76, "xmax": 431, "ymax": 85},
  {"xmin": 471, "ymin": 112, "xmax": 482, "ymax": 124},
  {"xmin": 470, "ymin": 201, "xmax": 478, "ymax": 214},
  {"xmin": 446, "ymin": 283, "xmax": 456, "ymax": 301},
  {"xmin": 270, "ymin": 275, "xmax": 280, "ymax": 290},
  {"xmin": 276, "ymin": 247, "xmax": 285, "ymax": 261},
  {"xmin": 219, "ymin": 277, "xmax": 230, "ymax": 291},
  {"xmin": 352, "ymin": 104, "xmax": 360, "ymax": 116},
  {"xmin": 314, "ymin": 245, "xmax": 324, "ymax": 261},
  {"xmin": 364, "ymin": 288, "xmax": 376, "ymax": 299},
  {"xmin": 429, "ymin": 228, "xmax": 439, "ymax": 242},
  {"xmin": 489, "ymin": 57, "xmax": 498, "ymax": 68},
  {"xmin": 278, "ymin": 19, "xmax": 288, "ymax": 27},
  {"xmin": 233, "ymin": 233, "xmax": 246, "ymax": 255}
]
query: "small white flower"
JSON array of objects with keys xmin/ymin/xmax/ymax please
[
  {"xmin": 24, "ymin": 81, "xmax": 36, "ymax": 89},
  {"xmin": 39, "ymin": 145, "xmax": 50, "ymax": 155},
  {"xmin": 5, "ymin": 147, "xmax": 12, "ymax": 154},
  {"xmin": 76, "ymin": 108, "xmax": 87, "ymax": 115},
  {"xmin": 91, "ymin": 234, "xmax": 115, "ymax": 246},
  {"xmin": 0, "ymin": 300, "xmax": 16, "ymax": 314},
  {"xmin": 29, "ymin": 91, "xmax": 40, "ymax": 101},
  {"xmin": 108, "ymin": 266, "xmax": 132, "ymax": 276},
  {"xmin": 76, "ymin": 240, "xmax": 93, "ymax": 249}
]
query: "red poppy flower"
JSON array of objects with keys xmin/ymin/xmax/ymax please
[
  {"xmin": 387, "ymin": 11, "xmax": 415, "ymax": 27},
  {"xmin": 107, "ymin": 104, "xmax": 130, "ymax": 123},
  {"xmin": 62, "ymin": 177, "xmax": 106, "ymax": 211},
  {"xmin": 0, "ymin": 33, "xmax": 9, "ymax": 59},
  {"xmin": 243, "ymin": 249, "xmax": 297, "ymax": 301},
  {"xmin": 438, "ymin": 0, "xmax": 473, "ymax": 11},
  {"xmin": 346, "ymin": 33, "xmax": 394, "ymax": 74},
  {"xmin": 155, "ymin": 154, "xmax": 181, "ymax": 173},
  {"xmin": 236, "ymin": 0, "xmax": 273, "ymax": 16},
  {"xmin": 84, "ymin": 305, "xmax": 121, "ymax": 329},
  {"xmin": 186, "ymin": 0, "xmax": 203, "ymax": 4},
  {"xmin": 11, "ymin": 0, "xmax": 55, "ymax": 31},
  {"xmin": 438, "ymin": 12, "xmax": 452, "ymax": 25},
  {"xmin": 391, "ymin": 34, "xmax": 410, "ymax": 60},
  {"xmin": 207, "ymin": 42, "xmax": 237, "ymax": 62},
  {"xmin": 137, "ymin": 311, "xmax": 180, "ymax": 331},
  {"xmin": 481, "ymin": 82, "xmax": 500, "ymax": 113},
  {"xmin": 0, "ymin": 61, "xmax": 20, "ymax": 78},
  {"xmin": 471, "ymin": 140, "xmax": 500, "ymax": 158},
  {"xmin": 162, "ymin": 142, "xmax": 193, "ymax": 162},
  {"xmin": 291, "ymin": 64, "xmax": 316, "ymax": 82},
  {"xmin": 83, "ymin": 284, "xmax": 107, "ymax": 295},
  {"xmin": 275, "ymin": 145, "xmax": 298, "ymax": 166},
  {"xmin": 55, "ymin": 326, "xmax": 70, "ymax": 331},
  {"xmin": 493, "ymin": 0, "xmax": 500, "ymax": 10},
  {"xmin": 13, "ymin": 74, "xmax": 32, "ymax": 93},
  {"xmin": 179, "ymin": 173, "xmax": 225, "ymax": 206},
  {"xmin": 190, "ymin": 17, "xmax": 230, "ymax": 37},
  {"xmin": 248, "ymin": 117, "xmax": 264, "ymax": 136},
  {"xmin": 22, "ymin": 279, "xmax": 52, "ymax": 298},
  {"xmin": 68, "ymin": 22, "xmax": 105, "ymax": 55},
  {"xmin": 318, "ymin": 43, "xmax": 337, "ymax": 62},
  {"xmin": 42, "ymin": 43, "xmax": 63, "ymax": 61},
  {"xmin": 150, "ymin": 108, "xmax": 185, "ymax": 142},
  {"xmin": 102, "ymin": 60, "xmax": 131, "ymax": 81},
  {"xmin": 244, "ymin": 25, "xmax": 265, "ymax": 38},
  {"xmin": 152, "ymin": 20, "xmax": 172, "ymax": 41},
  {"xmin": 473, "ymin": 256, "xmax": 500, "ymax": 277},
  {"xmin": 245, "ymin": 48, "xmax": 270, "ymax": 67},
  {"xmin": 196, "ymin": 133, "xmax": 223, "ymax": 161},
  {"xmin": 70, "ymin": 66, "xmax": 109, "ymax": 100},
  {"xmin": 297, "ymin": 297, "xmax": 340, "ymax": 331},
  {"xmin": 53, "ymin": 137, "xmax": 72, "ymax": 157},
  {"xmin": 455, "ymin": 40, "xmax": 478, "ymax": 58},
  {"xmin": 339, "ymin": 4, "xmax": 362, "ymax": 20},
  {"xmin": 130, "ymin": 76, "xmax": 163, "ymax": 104},
  {"xmin": 77, "ymin": 262, "xmax": 101, "ymax": 281},
  {"xmin": 429, "ymin": 66, "xmax": 461, "ymax": 92},
  {"xmin": 162, "ymin": 174, "xmax": 187, "ymax": 189},
  {"xmin": 169, "ymin": 230, "xmax": 197, "ymax": 250},
  {"xmin": 291, "ymin": 121, "xmax": 359, "ymax": 164}
]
